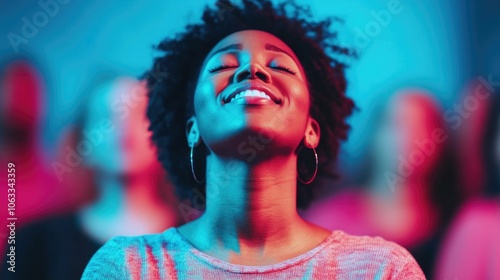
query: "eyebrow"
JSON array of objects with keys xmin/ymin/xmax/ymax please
[
  {"xmin": 208, "ymin": 44, "xmax": 242, "ymax": 59},
  {"xmin": 264, "ymin": 44, "xmax": 295, "ymax": 61},
  {"xmin": 208, "ymin": 43, "xmax": 296, "ymax": 62}
]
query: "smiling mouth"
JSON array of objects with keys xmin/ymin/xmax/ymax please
[{"xmin": 224, "ymin": 89, "xmax": 282, "ymax": 105}]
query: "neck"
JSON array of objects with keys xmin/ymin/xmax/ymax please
[
  {"xmin": 89, "ymin": 170, "xmax": 163, "ymax": 214},
  {"xmin": 198, "ymin": 153, "xmax": 308, "ymax": 250},
  {"xmin": 367, "ymin": 169, "xmax": 438, "ymax": 246},
  {"xmin": 369, "ymin": 165, "xmax": 430, "ymax": 200},
  {"xmin": 81, "ymin": 168, "xmax": 177, "ymax": 237}
]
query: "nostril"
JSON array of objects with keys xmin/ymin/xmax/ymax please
[
  {"xmin": 236, "ymin": 71, "xmax": 251, "ymax": 83},
  {"xmin": 256, "ymin": 72, "xmax": 269, "ymax": 82}
]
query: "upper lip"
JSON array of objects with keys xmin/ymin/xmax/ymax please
[{"xmin": 222, "ymin": 83, "xmax": 282, "ymax": 104}]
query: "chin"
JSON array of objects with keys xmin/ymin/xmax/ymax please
[{"xmin": 206, "ymin": 128, "xmax": 302, "ymax": 163}]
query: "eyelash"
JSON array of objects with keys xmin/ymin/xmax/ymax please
[
  {"xmin": 208, "ymin": 64, "xmax": 237, "ymax": 73},
  {"xmin": 208, "ymin": 64, "xmax": 296, "ymax": 75},
  {"xmin": 271, "ymin": 65, "xmax": 296, "ymax": 75}
]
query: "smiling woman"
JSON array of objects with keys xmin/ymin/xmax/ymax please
[{"xmin": 82, "ymin": 0, "xmax": 425, "ymax": 279}]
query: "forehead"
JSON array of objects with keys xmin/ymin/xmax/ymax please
[{"xmin": 207, "ymin": 30, "xmax": 299, "ymax": 61}]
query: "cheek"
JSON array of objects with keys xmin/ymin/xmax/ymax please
[
  {"xmin": 193, "ymin": 78, "xmax": 233, "ymax": 143},
  {"xmin": 375, "ymin": 120, "xmax": 408, "ymax": 156},
  {"xmin": 85, "ymin": 129, "xmax": 123, "ymax": 171},
  {"xmin": 264, "ymin": 81, "xmax": 310, "ymax": 144},
  {"xmin": 193, "ymin": 76, "xmax": 225, "ymax": 112},
  {"xmin": 287, "ymin": 82, "xmax": 311, "ymax": 127}
]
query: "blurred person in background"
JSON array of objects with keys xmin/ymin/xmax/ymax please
[
  {"xmin": 1, "ymin": 76, "xmax": 180, "ymax": 280},
  {"xmin": 303, "ymin": 90, "xmax": 463, "ymax": 277},
  {"xmin": 0, "ymin": 59, "xmax": 60, "ymax": 220},
  {"xmin": 435, "ymin": 92, "xmax": 500, "ymax": 280},
  {"xmin": 0, "ymin": 59, "xmax": 61, "ymax": 258},
  {"xmin": 455, "ymin": 80, "xmax": 492, "ymax": 198}
]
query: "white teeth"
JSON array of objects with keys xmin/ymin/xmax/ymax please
[{"xmin": 229, "ymin": 90, "xmax": 271, "ymax": 102}]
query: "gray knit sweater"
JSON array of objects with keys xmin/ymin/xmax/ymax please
[{"xmin": 82, "ymin": 227, "xmax": 425, "ymax": 279}]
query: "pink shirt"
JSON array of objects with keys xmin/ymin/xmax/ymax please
[
  {"xmin": 435, "ymin": 199, "xmax": 500, "ymax": 280},
  {"xmin": 82, "ymin": 227, "xmax": 425, "ymax": 279}
]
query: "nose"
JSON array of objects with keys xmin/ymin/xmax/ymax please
[{"xmin": 233, "ymin": 63, "xmax": 271, "ymax": 83}]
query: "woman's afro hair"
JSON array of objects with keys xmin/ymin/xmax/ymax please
[{"xmin": 145, "ymin": 0, "xmax": 356, "ymax": 209}]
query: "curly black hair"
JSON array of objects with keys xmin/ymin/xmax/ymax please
[{"xmin": 145, "ymin": 0, "xmax": 356, "ymax": 209}]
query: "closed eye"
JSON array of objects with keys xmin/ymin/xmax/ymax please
[
  {"xmin": 208, "ymin": 64, "xmax": 238, "ymax": 73},
  {"xmin": 270, "ymin": 65, "xmax": 296, "ymax": 75}
]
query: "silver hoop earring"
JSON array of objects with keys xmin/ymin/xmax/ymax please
[
  {"xmin": 297, "ymin": 147, "xmax": 318, "ymax": 184},
  {"xmin": 190, "ymin": 146, "xmax": 204, "ymax": 184}
]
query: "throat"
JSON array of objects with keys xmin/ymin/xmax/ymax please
[{"xmin": 178, "ymin": 217, "xmax": 331, "ymax": 266}]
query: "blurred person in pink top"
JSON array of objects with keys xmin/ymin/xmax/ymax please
[
  {"xmin": 1, "ymin": 77, "xmax": 180, "ymax": 280},
  {"xmin": 303, "ymin": 90, "xmax": 463, "ymax": 277},
  {"xmin": 0, "ymin": 59, "xmax": 60, "ymax": 223},
  {"xmin": 0, "ymin": 59, "xmax": 62, "ymax": 266},
  {"xmin": 435, "ymin": 92, "xmax": 500, "ymax": 280}
]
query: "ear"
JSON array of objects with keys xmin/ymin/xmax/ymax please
[
  {"xmin": 303, "ymin": 117, "xmax": 320, "ymax": 148},
  {"xmin": 186, "ymin": 116, "xmax": 201, "ymax": 148}
]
